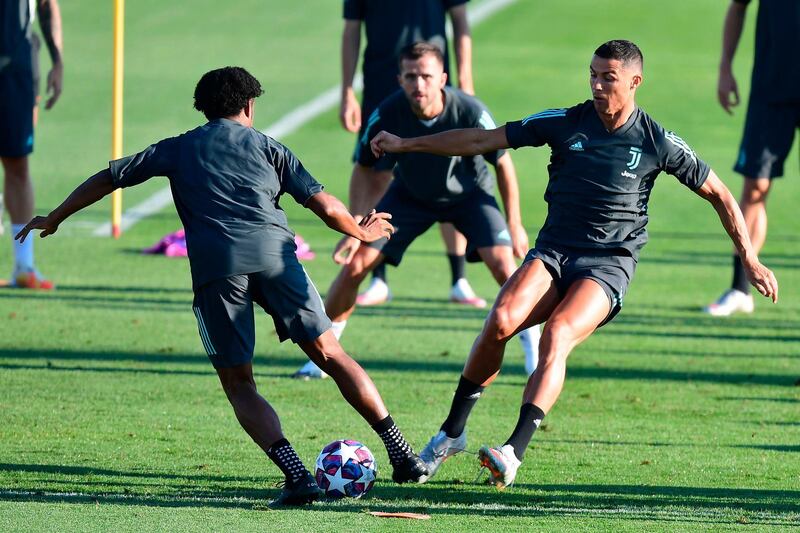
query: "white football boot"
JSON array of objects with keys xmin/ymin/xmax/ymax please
[
  {"xmin": 356, "ymin": 277, "xmax": 392, "ymax": 306},
  {"xmin": 449, "ymin": 278, "xmax": 487, "ymax": 308},
  {"xmin": 292, "ymin": 360, "xmax": 328, "ymax": 380},
  {"xmin": 703, "ymin": 289, "xmax": 754, "ymax": 317},
  {"xmin": 418, "ymin": 430, "xmax": 467, "ymax": 483},
  {"xmin": 478, "ymin": 444, "xmax": 521, "ymax": 489}
]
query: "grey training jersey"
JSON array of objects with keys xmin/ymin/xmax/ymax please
[
  {"xmin": 109, "ymin": 119, "xmax": 323, "ymax": 288},
  {"xmin": 505, "ymin": 100, "xmax": 710, "ymax": 260},
  {"xmin": 356, "ymin": 86, "xmax": 504, "ymax": 207},
  {"xmin": 735, "ymin": 0, "xmax": 800, "ymax": 104}
]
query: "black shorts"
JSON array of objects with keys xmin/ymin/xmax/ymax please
[
  {"xmin": 734, "ymin": 93, "xmax": 800, "ymax": 179},
  {"xmin": 192, "ymin": 257, "xmax": 332, "ymax": 369},
  {"xmin": 0, "ymin": 62, "xmax": 35, "ymax": 157},
  {"xmin": 368, "ymin": 185, "xmax": 511, "ymax": 266},
  {"xmin": 524, "ymin": 246, "xmax": 637, "ymax": 327}
]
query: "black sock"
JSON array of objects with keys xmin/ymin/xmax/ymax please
[
  {"xmin": 372, "ymin": 261, "xmax": 387, "ymax": 283},
  {"xmin": 504, "ymin": 403, "xmax": 545, "ymax": 461},
  {"xmin": 447, "ymin": 254, "xmax": 466, "ymax": 286},
  {"xmin": 440, "ymin": 375, "xmax": 484, "ymax": 438},
  {"xmin": 731, "ymin": 255, "xmax": 750, "ymax": 294},
  {"xmin": 266, "ymin": 438, "xmax": 309, "ymax": 484},
  {"xmin": 372, "ymin": 415, "xmax": 412, "ymax": 466}
]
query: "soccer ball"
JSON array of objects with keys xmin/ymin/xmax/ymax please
[{"xmin": 314, "ymin": 439, "xmax": 377, "ymax": 499}]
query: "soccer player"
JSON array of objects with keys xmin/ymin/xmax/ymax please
[
  {"xmin": 703, "ymin": 0, "xmax": 800, "ymax": 316},
  {"xmin": 15, "ymin": 67, "xmax": 428, "ymax": 505},
  {"xmin": 340, "ymin": 0, "xmax": 483, "ymax": 309},
  {"xmin": 0, "ymin": 0, "xmax": 63, "ymax": 289},
  {"xmin": 371, "ymin": 40, "xmax": 778, "ymax": 488},
  {"xmin": 296, "ymin": 42, "xmax": 541, "ymax": 380}
]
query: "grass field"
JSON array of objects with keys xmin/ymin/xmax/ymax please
[{"xmin": 1, "ymin": 0, "xmax": 799, "ymax": 530}]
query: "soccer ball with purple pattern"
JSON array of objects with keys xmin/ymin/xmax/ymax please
[{"xmin": 314, "ymin": 439, "xmax": 377, "ymax": 499}]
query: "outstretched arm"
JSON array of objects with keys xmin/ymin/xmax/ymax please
[
  {"xmin": 371, "ymin": 126, "xmax": 509, "ymax": 158},
  {"xmin": 694, "ymin": 170, "xmax": 778, "ymax": 302},
  {"xmin": 16, "ymin": 169, "xmax": 115, "ymax": 242},
  {"xmin": 305, "ymin": 191, "xmax": 393, "ymax": 245},
  {"xmin": 494, "ymin": 153, "xmax": 528, "ymax": 258}
]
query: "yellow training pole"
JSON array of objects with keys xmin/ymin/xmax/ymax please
[{"xmin": 110, "ymin": 0, "xmax": 124, "ymax": 238}]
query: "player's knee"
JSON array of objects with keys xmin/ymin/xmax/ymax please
[
  {"xmin": 741, "ymin": 179, "xmax": 771, "ymax": 204},
  {"xmin": 342, "ymin": 260, "xmax": 371, "ymax": 285},
  {"xmin": 540, "ymin": 318, "xmax": 576, "ymax": 355},
  {"xmin": 217, "ymin": 365, "xmax": 255, "ymax": 396},
  {"xmin": 485, "ymin": 308, "xmax": 519, "ymax": 342}
]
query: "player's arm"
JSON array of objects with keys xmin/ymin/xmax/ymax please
[
  {"xmin": 305, "ymin": 192, "xmax": 393, "ymax": 245},
  {"xmin": 340, "ymin": 18, "xmax": 362, "ymax": 132},
  {"xmin": 15, "ymin": 169, "xmax": 115, "ymax": 242},
  {"xmin": 371, "ymin": 126, "xmax": 509, "ymax": 158},
  {"xmin": 449, "ymin": 4, "xmax": 473, "ymax": 95},
  {"xmin": 37, "ymin": 0, "xmax": 64, "ymax": 109},
  {"xmin": 718, "ymin": 0, "xmax": 748, "ymax": 114},
  {"xmin": 494, "ymin": 153, "xmax": 528, "ymax": 258},
  {"xmin": 694, "ymin": 170, "xmax": 778, "ymax": 302}
]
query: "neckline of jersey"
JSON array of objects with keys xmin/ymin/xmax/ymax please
[{"xmin": 590, "ymin": 103, "xmax": 640, "ymax": 137}]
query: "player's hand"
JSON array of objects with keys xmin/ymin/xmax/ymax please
[
  {"xmin": 717, "ymin": 68, "xmax": 739, "ymax": 115},
  {"xmin": 333, "ymin": 235, "xmax": 361, "ymax": 265},
  {"xmin": 744, "ymin": 259, "xmax": 778, "ymax": 303},
  {"xmin": 370, "ymin": 131, "xmax": 404, "ymax": 159},
  {"xmin": 509, "ymin": 222, "xmax": 529, "ymax": 259},
  {"xmin": 340, "ymin": 90, "xmax": 361, "ymax": 133},
  {"xmin": 15, "ymin": 215, "xmax": 59, "ymax": 243},
  {"xmin": 45, "ymin": 61, "xmax": 63, "ymax": 110},
  {"xmin": 358, "ymin": 209, "xmax": 394, "ymax": 243}
]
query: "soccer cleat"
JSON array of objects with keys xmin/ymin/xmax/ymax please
[
  {"xmin": 391, "ymin": 453, "xmax": 429, "ymax": 484},
  {"xmin": 10, "ymin": 268, "xmax": 54, "ymax": 290},
  {"xmin": 418, "ymin": 430, "xmax": 467, "ymax": 483},
  {"xmin": 449, "ymin": 278, "xmax": 486, "ymax": 308},
  {"xmin": 356, "ymin": 277, "xmax": 391, "ymax": 306},
  {"xmin": 478, "ymin": 444, "xmax": 521, "ymax": 490},
  {"xmin": 270, "ymin": 472, "xmax": 323, "ymax": 507},
  {"xmin": 703, "ymin": 289, "xmax": 754, "ymax": 317},
  {"xmin": 292, "ymin": 360, "xmax": 328, "ymax": 380}
]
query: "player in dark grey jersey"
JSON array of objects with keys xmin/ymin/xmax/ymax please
[
  {"xmin": 15, "ymin": 67, "xmax": 429, "ymax": 505},
  {"xmin": 372, "ymin": 40, "xmax": 778, "ymax": 488},
  {"xmin": 297, "ymin": 43, "xmax": 540, "ymax": 382},
  {"xmin": 704, "ymin": 0, "xmax": 800, "ymax": 316}
]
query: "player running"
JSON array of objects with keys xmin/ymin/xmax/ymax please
[
  {"xmin": 15, "ymin": 67, "xmax": 428, "ymax": 505},
  {"xmin": 371, "ymin": 40, "xmax": 778, "ymax": 488},
  {"xmin": 295, "ymin": 42, "xmax": 540, "ymax": 380}
]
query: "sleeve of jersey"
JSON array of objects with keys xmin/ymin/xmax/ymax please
[
  {"xmin": 108, "ymin": 137, "xmax": 178, "ymax": 189},
  {"xmin": 661, "ymin": 130, "xmax": 711, "ymax": 190},
  {"xmin": 505, "ymin": 110, "xmax": 561, "ymax": 149},
  {"xmin": 475, "ymin": 107, "xmax": 505, "ymax": 166},
  {"xmin": 277, "ymin": 145, "xmax": 325, "ymax": 206},
  {"xmin": 343, "ymin": 0, "xmax": 365, "ymax": 20},
  {"xmin": 355, "ymin": 107, "xmax": 395, "ymax": 170}
]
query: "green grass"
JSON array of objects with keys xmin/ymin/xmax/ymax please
[{"xmin": 1, "ymin": 0, "xmax": 798, "ymax": 530}]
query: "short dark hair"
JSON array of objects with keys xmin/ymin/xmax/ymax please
[
  {"xmin": 193, "ymin": 66, "xmax": 264, "ymax": 120},
  {"xmin": 594, "ymin": 40, "xmax": 643, "ymax": 70},
  {"xmin": 398, "ymin": 42, "xmax": 445, "ymax": 68}
]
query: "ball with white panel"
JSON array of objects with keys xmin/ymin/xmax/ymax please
[{"xmin": 314, "ymin": 439, "xmax": 377, "ymax": 499}]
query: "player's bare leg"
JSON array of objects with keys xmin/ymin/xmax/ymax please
[
  {"xmin": 479, "ymin": 278, "xmax": 609, "ymax": 488},
  {"xmin": 293, "ymin": 246, "xmax": 383, "ymax": 379},
  {"xmin": 705, "ymin": 177, "xmax": 771, "ymax": 316},
  {"xmin": 442, "ymin": 222, "xmax": 485, "ymax": 307},
  {"xmin": 299, "ymin": 330, "xmax": 429, "ymax": 483},
  {"xmin": 418, "ymin": 260, "xmax": 557, "ymax": 481},
  {"xmin": 477, "ymin": 245, "xmax": 542, "ymax": 376}
]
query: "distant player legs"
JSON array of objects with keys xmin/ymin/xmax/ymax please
[
  {"xmin": 326, "ymin": 245, "xmax": 386, "ymax": 323},
  {"xmin": 739, "ymin": 177, "xmax": 771, "ymax": 255},
  {"xmin": 2, "ymin": 156, "xmax": 34, "ymax": 225}
]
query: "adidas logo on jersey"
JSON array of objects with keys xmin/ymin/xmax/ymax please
[{"xmin": 569, "ymin": 141, "xmax": 584, "ymax": 151}]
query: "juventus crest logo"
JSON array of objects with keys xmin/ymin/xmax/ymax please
[{"xmin": 626, "ymin": 147, "xmax": 642, "ymax": 170}]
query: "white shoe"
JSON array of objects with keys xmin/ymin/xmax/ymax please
[
  {"xmin": 703, "ymin": 289, "xmax": 754, "ymax": 317},
  {"xmin": 418, "ymin": 430, "xmax": 467, "ymax": 483},
  {"xmin": 518, "ymin": 326, "xmax": 540, "ymax": 376},
  {"xmin": 292, "ymin": 360, "xmax": 328, "ymax": 380},
  {"xmin": 449, "ymin": 278, "xmax": 486, "ymax": 308},
  {"xmin": 356, "ymin": 277, "xmax": 391, "ymax": 306},
  {"xmin": 478, "ymin": 444, "xmax": 521, "ymax": 489}
]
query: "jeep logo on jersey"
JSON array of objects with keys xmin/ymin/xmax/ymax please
[{"xmin": 626, "ymin": 147, "xmax": 642, "ymax": 170}]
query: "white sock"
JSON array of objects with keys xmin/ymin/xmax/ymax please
[
  {"xmin": 331, "ymin": 320, "xmax": 347, "ymax": 341},
  {"xmin": 518, "ymin": 325, "xmax": 540, "ymax": 376},
  {"xmin": 11, "ymin": 224, "xmax": 34, "ymax": 272}
]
